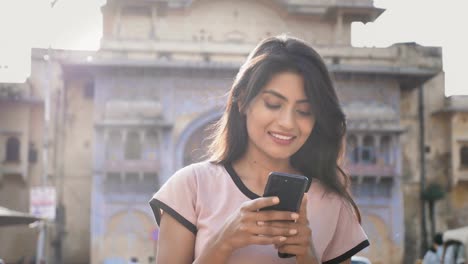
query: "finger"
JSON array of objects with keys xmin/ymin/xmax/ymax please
[
  {"xmin": 297, "ymin": 195, "xmax": 308, "ymax": 224},
  {"xmin": 278, "ymin": 244, "xmax": 308, "ymax": 256},
  {"xmin": 253, "ymin": 225, "xmax": 298, "ymax": 237},
  {"xmin": 276, "ymin": 232, "xmax": 309, "ymax": 245},
  {"xmin": 261, "ymin": 221, "xmax": 296, "ymax": 229},
  {"xmin": 251, "ymin": 235, "xmax": 287, "ymax": 245},
  {"xmin": 255, "ymin": 210, "xmax": 299, "ymax": 222},
  {"xmin": 243, "ymin": 197, "xmax": 280, "ymax": 212},
  {"xmin": 272, "ymin": 221, "xmax": 310, "ymax": 240}
]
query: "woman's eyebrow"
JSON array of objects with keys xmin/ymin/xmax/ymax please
[{"xmin": 262, "ymin": 90, "xmax": 309, "ymax": 104}]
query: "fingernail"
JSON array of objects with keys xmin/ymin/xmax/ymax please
[
  {"xmin": 272, "ymin": 197, "xmax": 280, "ymax": 204},
  {"xmin": 291, "ymin": 213, "xmax": 299, "ymax": 219},
  {"xmin": 257, "ymin": 221, "xmax": 264, "ymax": 226},
  {"xmin": 279, "ymin": 236, "xmax": 287, "ymax": 242},
  {"xmin": 289, "ymin": 229, "xmax": 297, "ymax": 235}
]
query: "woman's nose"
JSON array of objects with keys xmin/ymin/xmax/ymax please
[{"xmin": 277, "ymin": 109, "xmax": 295, "ymax": 129}]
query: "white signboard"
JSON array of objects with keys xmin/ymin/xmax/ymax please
[{"xmin": 30, "ymin": 187, "xmax": 56, "ymax": 220}]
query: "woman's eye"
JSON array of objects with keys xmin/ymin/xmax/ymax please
[
  {"xmin": 264, "ymin": 102, "xmax": 281, "ymax": 109},
  {"xmin": 297, "ymin": 109, "xmax": 312, "ymax": 116}
]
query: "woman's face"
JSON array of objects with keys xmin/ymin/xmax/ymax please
[{"xmin": 243, "ymin": 71, "xmax": 315, "ymax": 163}]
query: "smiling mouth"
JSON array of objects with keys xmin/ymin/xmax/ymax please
[{"xmin": 268, "ymin": 132, "xmax": 295, "ymax": 141}]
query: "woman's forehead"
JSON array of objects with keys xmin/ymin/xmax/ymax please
[{"xmin": 260, "ymin": 72, "xmax": 308, "ymax": 102}]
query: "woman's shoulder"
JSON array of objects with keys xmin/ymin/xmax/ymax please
[
  {"xmin": 170, "ymin": 161, "xmax": 226, "ymax": 182},
  {"xmin": 157, "ymin": 161, "xmax": 226, "ymax": 196},
  {"xmin": 306, "ymin": 179, "xmax": 353, "ymax": 211},
  {"xmin": 185, "ymin": 160, "xmax": 226, "ymax": 177},
  {"xmin": 307, "ymin": 179, "xmax": 339, "ymax": 200}
]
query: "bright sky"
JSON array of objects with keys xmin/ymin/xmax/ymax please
[{"xmin": 0, "ymin": 0, "xmax": 466, "ymax": 96}]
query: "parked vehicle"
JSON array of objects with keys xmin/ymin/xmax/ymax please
[
  {"xmin": 351, "ymin": 255, "xmax": 372, "ymax": 264},
  {"xmin": 443, "ymin": 226, "xmax": 467, "ymax": 264}
]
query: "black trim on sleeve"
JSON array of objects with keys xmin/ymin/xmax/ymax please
[
  {"xmin": 322, "ymin": 239, "xmax": 370, "ymax": 264},
  {"xmin": 149, "ymin": 198, "xmax": 197, "ymax": 235}
]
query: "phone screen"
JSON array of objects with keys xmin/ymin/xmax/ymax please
[{"xmin": 260, "ymin": 172, "xmax": 308, "ymax": 212}]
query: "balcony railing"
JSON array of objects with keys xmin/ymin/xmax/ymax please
[
  {"xmin": 344, "ymin": 163, "xmax": 397, "ymax": 177},
  {"xmin": 0, "ymin": 161, "xmax": 26, "ymax": 178},
  {"xmin": 0, "ymin": 83, "xmax": 41, "ymax": 104},
  {"xmin": 455, "ymin": 167, "xmax": 468, "ymax": 182}
]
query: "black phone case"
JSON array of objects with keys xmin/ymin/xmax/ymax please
[
  {"xmin": 260, "ymin": 172, "xmax": 309, "ymax": 258},
  {"xmin": 260, "ymin": 172, "xmax": 308, "ymax": 212}
]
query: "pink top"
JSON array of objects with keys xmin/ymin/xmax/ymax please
[{"xmin": 150, "ymin": 161, "xmax": 369, "ymax": 263}]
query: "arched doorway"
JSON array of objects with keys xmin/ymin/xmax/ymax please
[
  {"xmin": 361, "ymin": 213, "xmax": 396, "ymax": 264},
  {"xmin": 175, "ymin": 111, "xmax": 222, "ymax": 169},
  {"xmin": 183, "ymin": 118, "xmax": 219, "ymax": 166},
  {"xmin": 101, "ymin": 210, "xmax": 155, "ymax": 264}
]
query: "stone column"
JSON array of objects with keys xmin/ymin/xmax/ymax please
[
  {"xmin": 151, "ymin": 5, "xmax": 158, "ymax": 39},
  {"xmin": 122, "ymin": 129, "xmax": 128, "ymax": 155},
  {"xmin": 389, "ymin": 135, "xmax": 395, "ymax": 166},
  {"xmin": 357, "ymin": 134, "xmax": 364, "ymax": 163},
  {"xmin": 114, "ymin": 4, "xmax": 122, "ymax": 38},
  {"xmin": 334, "ymin": 9, "xmax": 343, "ymax": 45},
  {"xmin": 375, "ymin": 134, "xmax": 382, "ymax": 164}
]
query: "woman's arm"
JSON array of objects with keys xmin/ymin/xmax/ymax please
[
  {"xmin": 156, "ymin": 213, "xmax": 195, "ymax": 264},
  {"xmin": 157, "ymin": 197, "xmax": 298, "ymax": 263},
  {"xmin": 193, "ymin": 233, "xmax": 233, "ymax": 264},
  {"xmin": 195, "ymin": 197, "xmax": 296, "ymax": 264}
]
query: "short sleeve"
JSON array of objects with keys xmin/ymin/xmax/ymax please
[
  {"xmin": 322, "ymin": 200, "xmax": 370, "ymax": 264},
  {"xmin": 149, "ymin": 165, "xmax": 198, "ymax": 235}
]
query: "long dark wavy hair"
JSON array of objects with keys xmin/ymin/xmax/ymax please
[{"xmin": 208, "ymin": 35, "xmax": 361, "ymax": 222}]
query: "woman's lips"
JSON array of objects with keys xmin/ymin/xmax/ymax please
[{"xmin": 268, "ymin": 132, "xmax": 296, "ymax": 145}]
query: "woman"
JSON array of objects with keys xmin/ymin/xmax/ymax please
[{"xmin": 150, "ymin": 35, "xmax": 369, "ymax": 263}]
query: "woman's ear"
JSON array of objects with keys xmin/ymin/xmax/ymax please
[
  {"xmin": 237, "ymin": 101, "xmax": 243, "ymax": 114},
  {"xmin": 236, "ymin": 90, "xmax": 247, "ymax": 114}
]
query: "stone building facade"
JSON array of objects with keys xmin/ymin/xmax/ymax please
[
  {"xmin": 0, "ymin": 81, "xmax": 44, "ymax": 261},
  {"xmin": 0, "ymin": 0, "xmax": 466, "ymax": 263}
]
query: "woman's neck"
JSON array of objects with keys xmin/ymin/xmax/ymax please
[{"xmin": 232, "ymin": 148, "xmax": 299, "ymax": 194}]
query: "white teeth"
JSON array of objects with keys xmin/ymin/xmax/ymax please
[{"xmin": 270, "ymin": 133, "xmax": 293, "ymax": 140}]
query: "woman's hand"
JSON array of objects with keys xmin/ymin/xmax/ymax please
[
  {"xmin": 212, "ymin": 196, "xmax": 301, "ymax": 255},
  {"xmin": 272, "ymin": 196, "xmax": 320, "ymax": 263}
]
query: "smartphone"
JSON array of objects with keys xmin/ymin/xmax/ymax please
[
  {"xmin": 260, "ymin": 172, "xmax": 309, "ymax": 212},
  {"xmin": 260, "ymin": 172, "xmax": 309, "ymax": 258}
]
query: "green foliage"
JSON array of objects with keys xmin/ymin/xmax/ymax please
[{"xmin": 422, "ymin": 182, "xmax": 446, "ymax": 201}]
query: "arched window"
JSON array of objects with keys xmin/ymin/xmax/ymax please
[
  {"xmin": 362, "ymin": 135, "xmax": 376, "ymax": 164},
  {"xmin": 461, "ymin": 146, "xmax": 468, "ymax": 167},
  {"xmin": 142, "ymin": 173, "xmax": 159, "ymax": 193},
  {"xmin": 107, "ymin": 131, "xmax": 123, "ymax": 161},
  {"xmin": 346, "ymin": 135, "xmax": 359, "ymax": 164},
  {"xmin": 5, "ymin": 137, "xmax": 20, "ymax": 162},
  {"xmin": 103, "ymin": 172, "xmax": 123, "ymax": 194},
  {"xmin": 143, "ymin": 131, "xmax": 158, "ymax": 160},
  {"xmin": 125, "ymin": 131, "xmax": 141, "ymax": 160},
  {"xmin": 28, "ymin": 143, "xmax": 38, "ymax": 163},
  {"xmin": 352, "ymin": 177, "xmax": 375, "ymax": 197}
]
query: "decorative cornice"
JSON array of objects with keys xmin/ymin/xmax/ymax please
[
  {"xmin": 102, "ymin": 0, "xmax": 384, "ymax": 22},
  {"xmin": 433, "ymin": 95, "xmax": 468, "ymax": 115}
]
